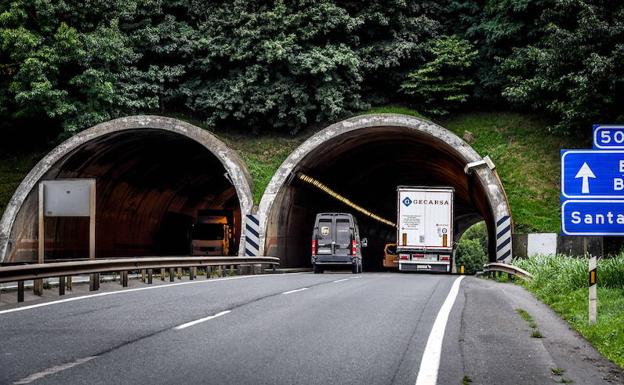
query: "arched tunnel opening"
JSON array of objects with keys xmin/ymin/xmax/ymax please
[
  {"xmin": 1, "ymin": 118, "xmax": 252, "ymax": 263},
  {"xmin": 263, "ymin": 122, "xmax": 506, "ymax": 271}
]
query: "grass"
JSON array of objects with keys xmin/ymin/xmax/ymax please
[
  {"xmin": 515, "ymin": 308, "xmax": 543, "ymax": 338},
  {"xmin": 219, "ymin": 133, "xmax": 308, "ymax": 205},
  {"xmin": 514, "ymin": 255, "xmax": 624, "ymax": 368}
]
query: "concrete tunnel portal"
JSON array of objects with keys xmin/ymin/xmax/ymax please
[
  {"xmin": 0, "ymin": 116, "xmax": 253, "ymax": 263},
  {"xmin": 258, "ymin": 114, "xmax": 513, "ymax": 270}
]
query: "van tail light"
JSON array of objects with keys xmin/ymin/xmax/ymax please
[
  {"xmin": 440, "ymin": 255, "xmax": 450, "ymax": 261},
  {"xmin": 351, "ymin": 240, "xmax": 357, "ymax": 255},
  {"xmin": 312, "ymin": 239, "xmax": 317, "ymax": 256}
]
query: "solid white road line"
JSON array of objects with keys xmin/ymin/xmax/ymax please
[
  {"xmin": 333, "ymin": 278, "xmax": 350, "ymax": 283},
  {"xmin": 174, "ymin": 310, "xmax": 231, "ymax": 330},
  {"xmin": 13, "ymin": 356, "xmax": 97, "ymax": 384},
  {"xmin": 0, "ymin": 273, "xmax": 306, "ymax": 316},
  {"xmin": 415, "ymin": 276, "xmax": 465, "ymax": 385},
  {"xmin": 282, "ymin": 287, "xmax": 308, "ymax": 295}
]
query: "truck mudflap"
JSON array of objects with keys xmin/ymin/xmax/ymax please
[{"xmin": 399, "ymin": 261, "xmax": 450, "ymax": 273}]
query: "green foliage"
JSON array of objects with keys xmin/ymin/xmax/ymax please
[
  {"xmin": 182, "ymin": 0, "xmax": 365, "ymax": 132},
  {"xmin": 514, "ymin": 254, "xmax": 624, "ymax": 367},
  {"xmin": 500, "ymin": 0, "xmax": 624, "ymax": 134},
  {"xmin": 456, "ymin": 222, "xmax": 488, "ymax": 274},
  {"xmin": 401, "ymin": 36, "xmax": 477, "ymax": 115}
]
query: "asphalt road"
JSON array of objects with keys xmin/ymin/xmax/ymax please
[{"xmin": 0, "ymin": 273, "xmax": 622, "ymax": 385}]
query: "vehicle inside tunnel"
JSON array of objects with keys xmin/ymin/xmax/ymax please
[
  {"xmin": 264, "ymin": 125, "xmax": 496, "ymax": 271},
  {"xmin": 4, "ymin": 128, "xmax": 243, "ymax": 262}
]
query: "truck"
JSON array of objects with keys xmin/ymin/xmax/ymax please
[
  {"xmin": 190, "ymin": 210, "xmax": 233, "ymax": 256},
  {"xmin": 396, "ymin": 186, "xmax": 454, "ymax": 272}
]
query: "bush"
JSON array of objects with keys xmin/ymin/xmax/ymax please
[{"xmin": 456, "ymin": 238, "xmax": 487, "ymax": 275}]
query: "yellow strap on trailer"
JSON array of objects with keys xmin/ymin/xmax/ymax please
[{"xmin": 297, "ymin": 173, "xmax": 396, "ymax": 228}]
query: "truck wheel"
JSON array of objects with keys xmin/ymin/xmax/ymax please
[{"xmin": 313, "ymin": 264, "xmax": 323, "ymax": 274}]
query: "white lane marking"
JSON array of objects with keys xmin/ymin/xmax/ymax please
[
  {"xmin": 333, "ymin": 278, "xmax": 350, "ymax": 283},
  {"xmin": 13, "ymin": 356, "xmax": 97, "ymax": 384},
  {"xmin": 282, "ymin": 287, "xmax": 308, "ymax": 295},
  {"xmin": 174, "ymin": 310, "xmax": 231, "ymax": 330},
  {"xmin": 415, "ymin": 276, "xmax": 465, "ymax": 385},
  {"xmin": 0, "ymin": 273, "xmax": 306, "ymax": 316}
]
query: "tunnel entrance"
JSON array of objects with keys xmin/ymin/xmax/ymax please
[
  {"xmin": 259, "ymin": 114, "xmax": 512, "ymax": 270},
  {"xmin": 0, "ymin": 116, "xmax": 253, "ymax": 262}
]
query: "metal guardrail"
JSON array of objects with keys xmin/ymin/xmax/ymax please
[
  {"xmin": 0, "ymin": 256, "xmax": 280, "ymax": 303},
  {"xmin": 481, "ymin": 262, "xmax": 533, "ymax": 280}
]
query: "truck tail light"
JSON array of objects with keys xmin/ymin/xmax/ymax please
[
  {"xmin": 351, "ymin": 240, "xmax": 357, "ymax": 255},
  {"xmin": 413, "ymin": 253, "xmax": 425, "ymax": 259},
  {"xmin": 399, "ymin": 254, "xmax": 409, "ymax": 260},
  {"xmin": 440, "ymin": 255, "xmax": 450, "ymax": 261},
  {"xmin": 312, "ymin": 239, "xmax": 317, "ymax": 256}
]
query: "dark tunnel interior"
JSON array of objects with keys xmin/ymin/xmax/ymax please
[
  {"xmin": 265, "ymin": 127, "xmax": 494, "ymax": 270},
  {"xmin": 8, "ymin": 129, "xmax": 241, "ymax": 262}
]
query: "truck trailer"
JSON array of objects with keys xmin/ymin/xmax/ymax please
[{"xmin": 396, "ymin": 186, "xmax": 454, "ymax": 272}]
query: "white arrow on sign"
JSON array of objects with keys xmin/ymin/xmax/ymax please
[{"xmin": 575, "ymin": 162, "xmax": 596, "ymax": 194}]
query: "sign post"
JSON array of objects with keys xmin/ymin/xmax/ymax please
[
  {"xmin": 589, "ymin": 255, "xmax": 597, "ymax": 324},
  {"xmin": 38, "ymin": 179, "xmax": 96, "ymax": 295}
]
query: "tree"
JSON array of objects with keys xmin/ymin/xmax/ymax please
[
  {"xmin": 401, "ymin": 35, "xmax": 477, "ymax": 115},
  {"xmin": 501, "ymin": 0, "xmax": 624, "ymax": 134}
]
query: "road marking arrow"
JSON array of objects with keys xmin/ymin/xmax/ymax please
[{"xmin": 575, "ymin": 162, "xmax": 596, "ymax": 194}]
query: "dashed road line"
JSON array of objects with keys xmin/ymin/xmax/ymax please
[
  {"xmin": 333, "ymin": 278, "xmax": 350, "ymax": 283},
  {"xmin": 282, "ymin": 288, "xmax": 308, "ymax": 295},
  {"xmin": 13, "ymin": 356, "xmax": 97, "ymax": 384},
  {"xmin": 174, "ymin": 310, "xmax": 231, "ymax": 330}
]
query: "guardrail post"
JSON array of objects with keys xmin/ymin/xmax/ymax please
[
  {"xmin": 89, "ymin": 273, "xmax": 99, "ymax": 291},
  {"xmin": 141, "ymin": 269, "xmax": 146, "ymax": 283},
  {"xmin": 67, "ymin": 276, "xmax": 72, "ymax": 291},
  {"xmin": 218, "ymin": 266, "xmax": 223, "ymax": 277},
  {"xmin": 33, "ymin": 278, "xmax": 43, "ymax": 296},
  {"xmin": 147, "ymin": 269, "xmax": 153, "ymax": 284},
  {"xmin": 169, "ymin": 268, "xmax": 175, "ymax": 282},
  {"xmin": 206, "ymin": 267, "xmax": 212, "ymax": 279},
  {"xmin": 190, "ymin": 267, "xmax": 196, "ymax": 280},
  {"xmin": 121, "ymin": 271, "xmax": 128, "ymax": 287},
  {"xmin": 177, "ymin": 268, "xmax": 182, "ymax": 280},
  {"xmin": 17, "ymin": 281, "xmax": 24, "ymax": 302},
  {"xmin": 59, "ymin": 276, "xmax": 65, "ymax": 296},
  {"xmin": 160, "ymin": 268, "xmax": 165, "ymax": 281}
]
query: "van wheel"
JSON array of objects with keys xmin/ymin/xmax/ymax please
[
  {"xmin": 358, "ymin": 263, "xmax": 363, "ymax": 274},
  {"xmin": 313, "ymin": 264, "xmax": 323, "ymax": 274},
  {"xmin": 352, "ymin": 264, "xmax": 358, "ymax": 274}
]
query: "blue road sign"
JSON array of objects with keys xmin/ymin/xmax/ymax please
[
  {"xmin": 593, "ymin": 125, "xmax": 624, "ymax": 149},
  {"xmin": 561, "ymin": 150, "xmax": 624, "ymax": 199},
  {"xmin": 561, "ymin": 200, "xmax": 624, "ymax": 235}
]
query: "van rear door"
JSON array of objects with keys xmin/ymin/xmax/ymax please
[
  {"xmin": 317, "ymin": 218, "xmax": 334, "ymax": 255},
  {"xmin": 334, "ymin": 218, "xmax": 352, "ymax": 256}
]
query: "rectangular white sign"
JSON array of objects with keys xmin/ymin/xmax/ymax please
[{"xmin": 42, "ymin": 179, "xmax": 95, "ymax": 217}]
